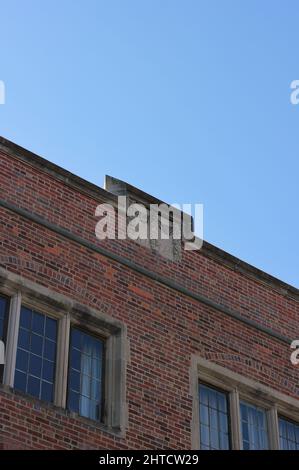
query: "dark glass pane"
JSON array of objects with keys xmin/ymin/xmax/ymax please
[
  {"xmin": 31, "ymin": 334, "xmax": 43, "ymax": 356},
  {"xmin": 14, "ymin": 370, "xmax": 27, "ymax": 392},
  {"xmin": 42, "ymin": 360, "xmax": 55, "ymax": 382},
  {"xmin": 81, "ymin": 374, "xmax": 91, "ymax": 397},
  {"xmin": 91, "ymin": 380, "xmax": 101, "ymax": 401},
  {"xmin": 242, "ymin": 421, "xmax": 249, "ymax": 442},
  {"xmin": 68, "ymin": 391, "xmax": 79, "ymax": 413},
  {"xmin": 89, "ymin": 401, "xmax": 99, "ymax": 421},
  {"xmin": 80, "ymin": 396, "xmax": 91, "ymax": 418},
  {"xmin": 20, "ymin": 308, "xmax": 32, "ymax": 329},
  {"xmin": 243, "ymin": 440, "xmax": 250, "ymax": 450},
  {"xmin": 280, "ymin": 419, "xmax": 287, "ymax": 437},
  {"xmin": 279, "ymin": 417, "xmax": 299, "ymax": 450},
  {"xmin": 0, "ymin": 296, "xmax": 8, "ymax": 340},
  {"xmin": 0, "ymin": 297, "xmax": 6, "ymax": 319},
  {"xmin": 200, "ymin": 404, "xmax": 209, "ymax": 426},
  {"xmin": 200, "ymin": 424, "xmax": 209, "ymax": 446},
  {"xmin": 18, "ymin": 329, "xmax": 30, "ymax": 350},
  {"xmin": 81, "ymin": 332, "xmax": 93, "ymax": 355},
  {"xmin": 240, "ymin": 403, "xmax": 248, "ymax": 422},
  {"xmin": 27, "ymin": 375, "xmax": 40, "ymax": 398},
  {"xmin": 32, "ymin": 312, "xmax": 44, "ymax": 335},
  {"xmin": 44, "ymin": 339, "xmax": 56, "ymax": 361},
  {"xmin": 287, "ymin": 422, "xmax": 295, "ymax": 442},
  {"xmin": 289, "ymin": 440, "xmax": 296, "ymax": 450},
  {"xmin": 208, "ymin": 389, "xmax": 217, "ymax": 409},
  {"xmin": 199, "ymin": 386, "xmax": 209, "ymax": 406},
  {"xmin": 282, "ymin": 438, "xmax": 288, "ymax": 450},
  {"xmin": 70, "ymin": 370, "xmax": 80, "ymax": 392},
  {"xmin": 71, "ymin": 348, "xmax": 81, "ymax": 371},
  {"xmin": 71, "ymin": 329, "xmax": 82, "ymax": 349},
  {"xmin": 29, "ymin": 355, "xmax": 42, "ymax": 377},
  {"xmin": 45, "ymin": 317, "xmax": 57, "ymax": 340},
  {"xmin": 92, "ymin": 340, "xmax": 103, "ymax": 359},
  {"xmin": 218, "ymin": 393, "xmax": 227, "ymax": 413},
  {"xmin": 0, "ymin": 319, "xmax": 4, "ymax": 341},
  {"xmin": 257, "ymin": 410, "xmax": 264, "ymax": 428},
  {"xmin": 81, "ymin": 354, "xmax": 92, "ymax": 376},
  {"xmin": 92, "ymin": 357, "xmax": 101, "ymax": 378},
  {"xmin": 219, "ymin": 412, "xmax": 228, "ymax": 433},
  {"xmin": 15, "ymin": 308, "xmax": 57, "ymax": 403},
  {"xmin": 16, "ymin": 350, "xmax": 29, "ymax": 372},
  {"xmin": 220, "ymin": 432, "xmax": 229, "ymax": 450},
  {"xmin": 210, "ymin": 427, "xmax": 219, "ymax": 449},
  {"xmin": 41, "ymin": 381, "xmax": 53, "ymax": 402},
  {"xmin": 209, "ymin": 408, "xmax": 218, "ymax": 429}
]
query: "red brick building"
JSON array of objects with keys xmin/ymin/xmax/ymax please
[{"xmin": 0, "ymin": 136, "xmax": 298, "ymax": 450}]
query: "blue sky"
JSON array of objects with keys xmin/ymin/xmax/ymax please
[{"xmin": 0, "ymin": 0, "xmax": 298, "ymax": 287}]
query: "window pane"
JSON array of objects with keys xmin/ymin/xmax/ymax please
[
  {"xmin": 67, "ymin": 328, "xmax": 104, "ymax": 421},
  {"xmin": 42, "ymin": 360, "xmax": 55, "ymax": 382},
  {"xmin": 0, "ymin": 295, "xmax": 9, "ymax": 341},
  {"xmin": 32, "ymin": 312, "xmax": 45, "ymax": 335},
  {"xmin": 14, "ymin": 307, "xmax": 57, "ymax": 403},
  {"xmin": 45, "ymin": 317, "xmax": 57, "ymax": 340},
  {"xmin": 41, "ymin": 381, "xmax": 53, "ymax": 402},
  {"xmin": 20, "ymin": 307, "xmax": 32, "ymax": 330},
  {"xmin": 199, "ymin": 384, "xmax": 230, "ymax": 450},
  {"xmin": 200, "ymin": 424, "xmax": 210, "ymax": 446},
  {"xmin": 240, "ymin": 401, "xmax": 268, "ymax": 450},
  {"xmin": 279, "ymin": 417, "xmax": 299, "ymax": 450}
]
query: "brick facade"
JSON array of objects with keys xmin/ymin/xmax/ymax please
[{"xmin": 0, "ymin": 137, "xmax": 298, "ymax": 449}]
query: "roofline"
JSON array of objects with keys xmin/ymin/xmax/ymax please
[{"xmin": 0, "ymin": 136, "xmax": 298, "ymax": 299}]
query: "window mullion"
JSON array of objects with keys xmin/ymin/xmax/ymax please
[
  {"xmin": 3, "ymin": 292, "xmax": 22, "ymax": 387},
  {"xmin": 229, "ymin": 388, "xmax": 242, "ymax": 449},
  {"xmin": 267, "ymin": 406, "xmax": 280, "ymax": 449},
  {"xmin": 54, "ymin": 313, "xmax": 70, "ymax": 408}
]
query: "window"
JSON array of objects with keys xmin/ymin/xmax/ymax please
[
  {"xmin": 240, "ymin": 402, "xmax": 268, "ymax": 450},
  {"xmin": 194, "ymin": 358, "xmax": 299, "ymax": 450},
  {"xmin": 67, "ymin": 328, "xmax": 105, "ymax": 421},
  {"xmin": 199, "ymin": 383, "xmax": 230, "ymax": 450},
  {"xmin": 0, "ymin": 295, "xmax": 9, "ymax": 342},
  {"xmin": 14, "ymin": 306, "xmax": 57, "ymax": 402},
  {"xmin": 0, "ymin": 273, "xmax": 126, "ymax": 432},
  {"xmin": 279, "ymin": 417, "xmax": 299, "ymax": 450}
]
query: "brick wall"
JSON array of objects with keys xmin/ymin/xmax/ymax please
[{"xmin": 0, "ymin": 141, "xmax": 298, "ymax": 449}]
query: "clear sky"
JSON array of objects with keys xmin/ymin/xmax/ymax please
[{"xmin": 0, "ymin": 0, "xmax": 298, "ymax": 287}]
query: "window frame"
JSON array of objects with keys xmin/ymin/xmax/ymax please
[
  {"xmin": 66, "ymin": 324, "xmax": 107, "ymax": 423},
  {"xmin": 14, "ymin": 304, "xmax": 59, "ymax": 403},
  {"xmin": 0, "ymin": 271, "xmax": 127, "ymax": 435},
  {"xmin": 0, "ymin": 293, "xmax": 10, "ymax": 383},
  {"xmin": 239, "ymin": 399, "xmax": 269, "ymax": 450},
  {"xmin": 198, "ymin": 381, "xmax": 232, "ymax": 450},
  {"xmin": 278, "ymin": 415, "xmax": 299, "ymax": 450}
]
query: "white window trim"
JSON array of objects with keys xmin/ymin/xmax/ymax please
[
  {"xmin": 191, "ymin": 355, "xmax": 299, "ymax": 450},
  {"xmin": 0, "ymin": 267, "xmax": 128, "ymax": 435}
]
